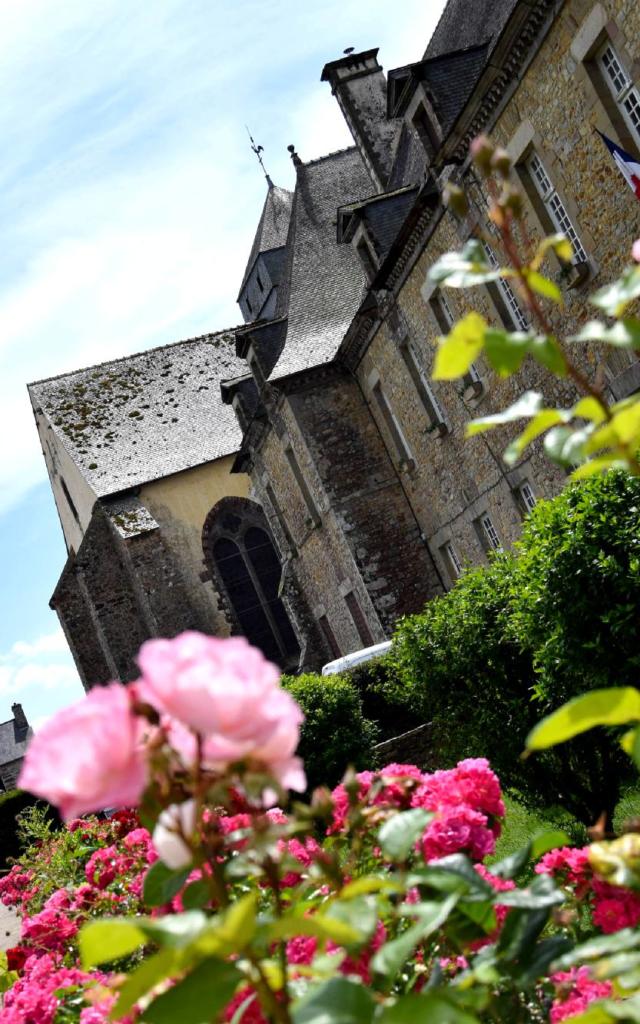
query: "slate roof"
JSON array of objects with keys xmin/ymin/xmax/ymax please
[
  {"xmin": 388, "ymin": 123, "xmax": 429, "ymax": 190},
  {"xmin": 28, "ymin": 329, "xmax": 246, "ymax": 497},
  {"xmin": 339, "ymin": 186, "xmax": 420, "ymax": 261},
  {"xmin": 269, "ymin": 147, "xmax": 372, "ymax": 381},
  {"xmin": 0, "ymin": 718, "xmax": 31, "ymax": 769},
  {"xmin": 238, "ymin": 185, "xmax": 294, "ymax": 295},
  {"xmin": 424, "ymin": 0, "xmax": 518, "ymax": 60},
  {"xmin": 422, "ymin": 43, "xmax": 491, "ymax": 135}
]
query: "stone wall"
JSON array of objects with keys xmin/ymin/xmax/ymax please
[
  {"xmin": 53, "ymin": 503, "xmax": 211, "ymax": 688},
  {"xmin": 254, "ymin": 368, "xmax": 442, "ymax": 663}
]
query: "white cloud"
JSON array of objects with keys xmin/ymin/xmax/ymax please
[
  {"xmin": 8, "ymin": 629, "xmax": 68, "ymax": 659},
  {"xmin": 0, "ymin": 0, "xmax": 447, "ymax": 517},
  {"xmin": 0, "ymin": 628, "xmax": 81, "ymax": 712}
]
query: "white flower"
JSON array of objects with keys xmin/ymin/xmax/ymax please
[{"xmin": 152, "ymin": 799, "xmax": 196, "ymax": 869}]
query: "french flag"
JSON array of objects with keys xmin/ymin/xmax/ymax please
[{"xmin": 597, "ymin": 130, "xmax": 640, "ymax": 201}]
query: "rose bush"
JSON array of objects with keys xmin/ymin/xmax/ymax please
[{"xmin": 0, "ymin": 631, "xmax": 638, "ymax": 1024}]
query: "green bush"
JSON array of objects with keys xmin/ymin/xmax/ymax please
[
  {"xmin": 345, "ymin": 655, "xmax": 418, "ymax": 740},
  {"xmin": 391, "ymin": 472, "xmax": 640, "ymax": 824},
  {"xmin": 509, "ymin": 470, "xmax": 640, "ymax": 704},
  {"xmin": 282, "ymin": 673, "xmax": 380, "ymax": 790},
  {"xmin": 0, "ymin": 790, "xmax": 58, "ymax": 869}
]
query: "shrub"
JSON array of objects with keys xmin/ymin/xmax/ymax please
[
  {"xmin": 345, "ymin": 655, "xmax": 419, "ymax": 740},
  {"xmin": 391, "ymin": 472, "xmax": 640, "ymax": 824},
  {"xmin": 509, "ymin": 471, "xmax": 640, "ymax": 705},
  {"xmin": 281, "ymin": 673, "xmax": 379, "ymax": 789},
  {"xmin": 0, "ymin": 790, "xmax": 58, "ymax": 870}
]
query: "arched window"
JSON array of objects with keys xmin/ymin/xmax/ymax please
[{"xmin": 203, "ymin": 499, "xmax": 300, "ymax": 668}]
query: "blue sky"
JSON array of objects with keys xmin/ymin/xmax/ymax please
[{"xmin": 0, "ymin": 0, "xmax": 446, "ymax": 730}]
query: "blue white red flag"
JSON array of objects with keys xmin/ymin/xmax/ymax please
[{"xmin": 596, "ymin": 130, "xmax": 640, "ymax": 201}]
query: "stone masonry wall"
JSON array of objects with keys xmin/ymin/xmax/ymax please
[
  {"xmin": 257, "ymin": 369, "xmax": 443, "ymax": 660},
  {"xmin": 354, "ymin": 0, "xmax": 640, "ymax": 585}
]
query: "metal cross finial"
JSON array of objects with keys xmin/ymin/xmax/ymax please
[{"xmin": 246, "ymin": 126, "xmax": 273, "ymax": 187}]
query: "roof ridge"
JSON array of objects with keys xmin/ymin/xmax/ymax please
[
  {"xmin": 27, "ymin": 326, "xmax": 244, "ymax": 391},
  {"xmin": 302, "ymin": 144, "xmax": 358, "ymax": 168}
]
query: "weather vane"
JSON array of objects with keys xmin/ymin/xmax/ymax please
[{"xmin": 246, "ymin": 126, "xmax": 272, "ymax": 187}]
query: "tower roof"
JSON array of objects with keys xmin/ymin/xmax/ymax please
[{"xmin": 238, "ymin": 184, "xmax": 294, "ymax": 297}]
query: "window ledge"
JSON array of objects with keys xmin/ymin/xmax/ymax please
[{"xmin": 563, "ymin": 259, "xmax": 591, "ymax": 290}]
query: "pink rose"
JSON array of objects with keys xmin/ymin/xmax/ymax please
[
  {"xmin": 137, "ymin": 632, "xmax": 306, "ymax": 791},
  {"xmin": 18, "ymin": 683, "xmax": 147, "ymax": 820},
  {"xmin": 632, "ymin": 239, "xmax": 640, "ymax": 263}
]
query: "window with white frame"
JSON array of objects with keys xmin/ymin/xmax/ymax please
[
  {"xmin": 429, "ymin": 290, "xmax": 454, "ymax": 334},
  {"xmin": 372, "ymin": 380, "xmax": 414, "ymax": 463},
  {"xmin": 475, "ymin": 512, "xmax": 502, "ymax": 553},
  {"xmin": 483, "ymin": 241, "xmax": 529, "ymax": 331},
  {"xmin": 440, "ymin": 540, "xmax": 462, "ymax": 582},
  {"xmin": 402, "ymin": 339, "xmax": 448, "ymax": 434},
  {"xmin": 598, "ymin": 41, "xmax": 640, "ymax": 144},
  {"xmin": 429, "ymin": 289, "xmax": 481, "ymax": 394},
  {"xmin": 518, "ymin": 481, "xmax": 537, "ymax": 514},
  {"xmin": 526, "ymin": 152, "xmax": 588, "ymax": 264}
]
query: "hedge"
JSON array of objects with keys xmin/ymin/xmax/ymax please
[
  {"xmin": 281, "ymin": 673, "xmax": 379, "ymax": 790},
  {"xmin": 392, "ymin": 471, "xmax": 640, "ymax": 824}
]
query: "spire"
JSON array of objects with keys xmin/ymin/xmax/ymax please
[{"xmin": 246, "ymin": 126, "xmax": 273, "ymax": 188}]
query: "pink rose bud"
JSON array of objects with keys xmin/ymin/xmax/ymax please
[
  {"xmin": 137, "ymin": 632, "xmax": 306, "ymax": 791},
  {"xmin": 18, "ymin": 684, "xmax": 147, "ymax": 821},
  {"xmin": 153, "ymin": 800, "xmax": 196, "ymax": 869},
  {"xmin": 632, "ymin": 239, "xmax": 640, "ymax": 263}
]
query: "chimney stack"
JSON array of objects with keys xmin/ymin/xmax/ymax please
[
  {"xmin": 11, "ymin": 703, "xmax": 28, "ymax": 733},
  {"xmin": 321, "ymin": 48, "xmax": 398, "ymax": 190}
]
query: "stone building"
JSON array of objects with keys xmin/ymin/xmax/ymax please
[
  {"xmin": 0, "ymin": 705, "xmax": 32, "ymax": 791},
  {"xmin": 31, "ymin": 0, "xmax": 640, "ymax": 685}
]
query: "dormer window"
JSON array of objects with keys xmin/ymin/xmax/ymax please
[
  {"xmin": 356, "ymin": 235, "xmax": 378, "ymax": 282},
  {"xmin": 412, "ymin": 101, "xmax": 439, "ymax": 157}
]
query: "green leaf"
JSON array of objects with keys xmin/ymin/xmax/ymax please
[
  {"xmin": 591, "ymin": 266, "xmax": 640, "ymax": 317},
  {"xmin": 433, "ymin": 313, "xmax": 487, "ymax": 380},
  {"xmin": 504, "ymin": 409, "xmax": 564, "ymax": 463},
  {"xmin": 143, "ymin": 958, "xmax": 242, "ymax": 1024},
  {"xmin": 484, "ymin": 328, "xmax": 530, "ymax": 376},
  {"xmin": 372, "ymin": 894, "xmax": 459, "ymax": 980},
  {"xmin": 530, "ymin": 830, "xmax": 572, "ymax": 861},
  {"xmin": 488, "ymin": 831, "xmax": 569, "ymax": 881},
  {"xmin": 143, "ymin": 860, "xmax": 192, "ymax": 908},
  {"xmin": 524, "ymin": 270, "xmax": 562, "ymax": 303},
  {"xmin": 180, "ymin": 879, "xmax": 212, "ymax": 910},
  {"xmin": 571, "ymin": 455, "xmax": 630, "ymax": 480},
  {"xmin": 80, "ymin": 918, "xmax": 147, "ymax": 968},
  {"xmin": 413, "ymin": 855, "xmax": 495, "ymax": 898},
  {"xmin": 377, "ymin": 993, "xmax": 480, "ymax": 1024},
  {"xmin": 324, "ymin": 897, "xmax": 378, "ymax": 948},
  {"xmin": 552, "ymin": 928, "xmax": 640, "ymax": 970},
  {"xmin": 526, "ymin": 688, "xmax": 640, "ymax": 751},
  {"xmin": 269, "ymin": 912, "xmax": 361, "ymax": 947},
  {"xmin": 527, "ymin": 334, "xmax": 567, "ymax": 375},
  {"xmin": 620, "ymin": 728, "xmax": 640, "ymax": 771},
  {"xmin": 112, "ymin": 948, "xmax": 177, "ymax": 1017},
  {"xmin": 292, "ymin": 976, "xmax": 376, "ymax": 1024},
  {"xmin": 427, "ymin": 240, "xmax": 505, "ymax": 289},
  {"xmin": 340, "ymin": 877, "xmax": 402, "ymax": 899},
  {"xmin": 192, "ymin": 894, "xmax": 257, "ymax": 958},
  {"xmin": 531, "ymin": 233, "xmax": 573, "ymax": 269},
  {"xmin": 568, "ymin": 318, "xmax": 640, "ymax": 350},
  {"xmin": 378, "ymin": 808, "xmax": 432, "ymax": 861},
  {"xmin": 142, "ymin": 911, "xmax": 208, "ymax": 950},
  {"xmin": 467, "ymin": 390, "xmax": 543, "ymax": 437}
]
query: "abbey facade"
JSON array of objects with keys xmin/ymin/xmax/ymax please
[{"xmin": 30, "ymin": 0, "xmax": 640, "ymax": 688}]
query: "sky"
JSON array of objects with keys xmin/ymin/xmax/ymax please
[{"xmin": 0, "ymin": 0, "xmax": 446, "ymax": 731}]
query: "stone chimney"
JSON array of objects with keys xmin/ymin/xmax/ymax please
[
  {"xmin": 321, "ymin": 48, "xmax": 398, "ymax": 190},
  {"xmin": 11, "ymin": 703, "xmax": 28, "ymax": 732}
]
